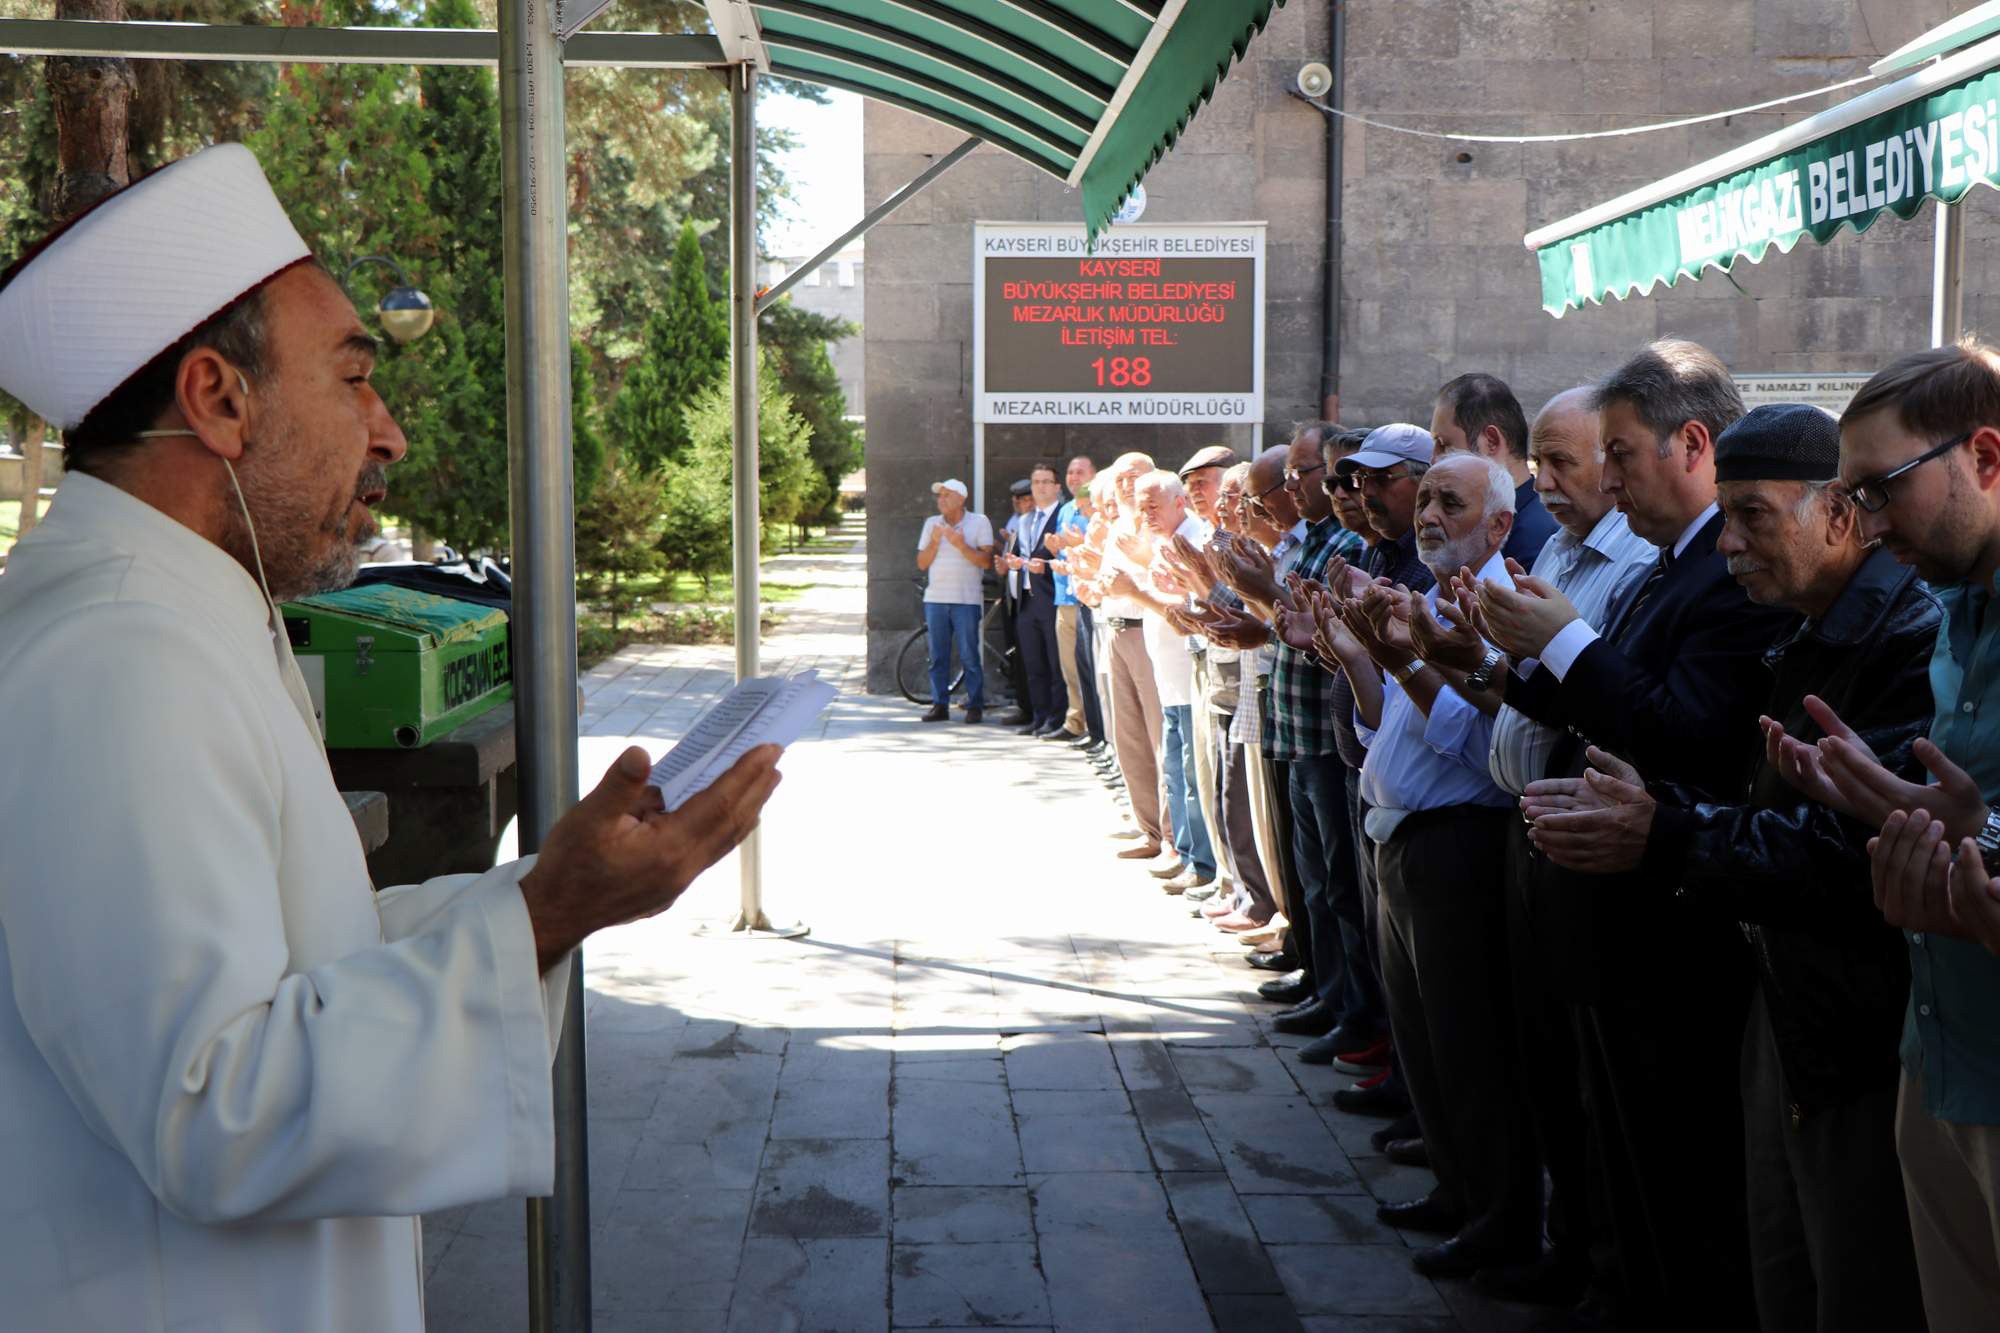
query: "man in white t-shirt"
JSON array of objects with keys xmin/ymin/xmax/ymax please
[{"xmin": 916, "ymin": 478, "xmax": 995, "ymax": 722}]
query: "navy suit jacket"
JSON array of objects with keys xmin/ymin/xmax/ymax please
[
  {"xmin": 1011, "ymin": 506, "xmax": 1063, "ymax": 605},
  {"xmin": 1506, "ymin": 509, "xmax": 1799, "ymax": 998}
]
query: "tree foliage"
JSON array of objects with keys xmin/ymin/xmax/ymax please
[
  {"xmin": 762, "ymin": 298, "xmax": 861, "ymax": 523},
  {"xmin": 607, "ymin": 219, "xmax": 728, "ymax": 474}
]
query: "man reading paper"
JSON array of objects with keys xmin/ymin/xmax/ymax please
[{"xmin": 0, "ymin": 144, "xmax": 781, "ymax": 1332}]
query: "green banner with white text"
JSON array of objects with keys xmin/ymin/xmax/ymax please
[{"xmin": 1535, "ymin": 65, "xmax": 2000, "ymax": 315}]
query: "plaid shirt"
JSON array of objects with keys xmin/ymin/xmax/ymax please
[{"xmin": 1267, "ymin": 518, "xmax": 1367, "ymax": 761}]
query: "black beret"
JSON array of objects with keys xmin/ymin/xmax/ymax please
[{"xmin": 1714, "ymin": 403, "xmax": 1841, "ymax": 484}]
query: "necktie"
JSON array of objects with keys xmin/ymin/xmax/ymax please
[{"xmin": 1609, "ymin": 549, "xmax": 1672, "ymax": 647}]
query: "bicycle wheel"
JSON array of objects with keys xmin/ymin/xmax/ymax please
[
  {"xmin": 897, "ymin": 628, "xmax": 936, "ymax": 705},
  {"xmin": 981, "ymin": 601, "xmax": 1017, "ymax": 706}
]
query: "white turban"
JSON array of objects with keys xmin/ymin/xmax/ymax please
[{"xmin": 0, "ymin": 143, "xmax": 311, "ymax": 430}]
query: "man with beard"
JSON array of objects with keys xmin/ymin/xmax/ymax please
[
  {"xmin": 1405, "ymin": 386, "xmax": 1656, "ymax": 1304},
  {"xmin": 1296, "ymin": 450, "xmax": 1538, "ymax": 1278},
  {"xmin": 1470, "ymin": 339, "xmax": 1795, "ymax": 1328},
  {"xmin": 0, "ymin": 146, "xmax": 782, "ymax": 1330},
  {"xmin": 1523, "ymin": 404, "xmax": 1931, "ymax": 1333}
]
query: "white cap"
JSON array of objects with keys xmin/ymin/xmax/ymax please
[
  {"xmin": 0, "ymin": 143, "xmax": 312, "ymax": 429},
  {"xmin": 931, "ymin": 479, "xmax": 968, "ymax": 498}
]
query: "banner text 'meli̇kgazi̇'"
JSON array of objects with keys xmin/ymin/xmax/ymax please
[{"xmin": 1538, "ymin": 65, "xmax": 2000, "ymax": 314}]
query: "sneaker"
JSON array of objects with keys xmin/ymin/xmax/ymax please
[{"xmin": 1332, "ymin": 1034, "xmax": 1393, "ymax": 1076}]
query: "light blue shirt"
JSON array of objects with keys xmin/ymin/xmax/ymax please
[
  {"xmin": 1054, "ymin": 499, "xmax": 1084, "ymax": 605},
  {"xmin": 1904, "ymin": 567, "xmax": 2000, "ymax": 1123},
  {"xmin": 1358, "ymin": 547, "xmax": 1514, "ymax": 833}
]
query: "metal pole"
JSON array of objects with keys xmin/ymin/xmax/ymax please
[
  {"xmin": 757, "ymin": 136, "xmax": 980, "ymax": 313},
  {"xmin": 1321, "ymin": 0, "xmax": 1344, "ymax": 421},
  {"xmin": 727, "ymin": 62, "xmax": 807, "ymax": 939},
  {"xmin": 1932, "ymin": 197, "xmax": 1965, "ymax": 348},
  {"xmin": 498, "ymin": 2, "xmax": 589, "ymax": 1328},
  {"xmin": 972, "ymin": 420, "xmax": 985, "ymax": 515}
]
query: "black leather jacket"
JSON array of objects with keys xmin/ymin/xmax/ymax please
[{"xmin": 1642, "ymin": 549, "xmax": 1941, "ymax": 1118}]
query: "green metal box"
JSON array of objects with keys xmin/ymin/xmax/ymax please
[{"xmin": 281, "ymin": 585, "xmax": 513, "ymax": 749}]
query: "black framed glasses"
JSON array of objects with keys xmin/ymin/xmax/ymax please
[
  {"xmin": 1248, "ymin": 476, "xmax": 1288, "ymax": 506},
  {"xmin": 1284, "ymin": 462, "xmax": 1327, "ymax": 487},
  {"xmin": 1850, "ymin": 432, "xmax": 1970, "ymax": 513}
]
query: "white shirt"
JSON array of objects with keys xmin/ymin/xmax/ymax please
[
  {"xmin": 1143, "ymin": 514, "xmax": 1211, "ymax": 707},
  {"xmin": 1016, "ymin": 505, "xmax": 1057, "ymax": 600},
  {"xmin": 919, "ymin": 511, "xmax": 994, "ymax": 605},
  {"xmin": 0, "ymin": 475, "xmax": 570, "ymax": 1333},
  {"xmin": 1486, "ymin": 507, "xmax": 1659, "ymax": 794},
  {"xmin": 1539, "ymin": 502, "xmax": 1716, "ymax": 680}
]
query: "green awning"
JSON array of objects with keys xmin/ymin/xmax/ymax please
[
  {"xmin": 1526, "ymin": 32, "xmax": 2000, "ymax": 316},
  {"xmin": 723, "ymin": 0, "xmax": 1285, "ymax": 237}
]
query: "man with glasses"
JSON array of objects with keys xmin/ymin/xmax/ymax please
[
  {"xmin": 1216, "ymin": 423, "xmax": 1375, "ymax": 1065},
  {"xmin": 1766, "ymin": 342, "xmax": 2000, "ymax": 1328}
]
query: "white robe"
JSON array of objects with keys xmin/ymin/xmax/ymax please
[{"xmin": 0, "ymin": 474, "xmax": 571, "ymax": 1332}]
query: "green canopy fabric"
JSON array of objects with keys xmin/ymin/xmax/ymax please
[
  {"xmin": 744, "ymin": 0, "xmax": 1285, "ymax": 238},
  {"xmin": 1527, "ymin": 33, "xmax": 2000, "ymax": 316}
]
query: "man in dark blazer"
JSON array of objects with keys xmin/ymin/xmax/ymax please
[
  {"xmin": 1003, "ymin": 463, "xmax": 1070, "ymax": 735},
  {"xmin": 1470, "ymin": 340, "xmax": 1797, "ymax": 1329}
]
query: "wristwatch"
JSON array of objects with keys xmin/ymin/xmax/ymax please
[
  {"xmin": 1976, "ymin": 805, "xmax": 2000, "ymax": 876},
  {"xmin": 1463, "ymin": 646, "xmax": 1506, "ymax": 692},
  {"xmin": 1390, "ymin": 658, "xmax": 1426, "ymax": 686}
]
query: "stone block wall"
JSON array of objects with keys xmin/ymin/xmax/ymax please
[{"xmin": 862, "ymin": 0, "xmax": 1998, "ymax": 689}]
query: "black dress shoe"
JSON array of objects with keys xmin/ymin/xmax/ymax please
[
  {"xmin": 1413, "ymin": 1234, "xmax": 1533, "ymax": 1279},
  {"xmin": 1474, "ymin": 1253, "xmax": 1590, "ymax": 1307},
  {"xmin": 1333, "ymin": 1074, "xmax": 1412, "ymax": 1118},
  {"xmin": 1042, "ymin": 727, "xmax": 1083, "ymax": 742},
  {"xmin": 996, "ymin": 709, "xmax": 1031, "ymax": 726},
  {"xmin": 1384, "ymin": 1137, "xmax": 1429, "ymax": 1168},
  {"xmin": 1257, "ymin": 972, "xmax": 1314, "ymax": 1005},
  {"xmin": 1270, "ymin": 998, "xmax": 1338, "ymax": 1036},
  {"xmin": 1374, "ymin": 1193, "xmax": 1464, "ymax": 1235},
  {"xmin": 1070, "ymin": 733, "xmax": 1100, "ymax": 748},
  {"xmin": 920, "ymin": 704, "xmax": 950, "ymax": 722},
  {"xmin": 1244, "ymin": 947, "xmax": 1296, "ymax": 972},
  {"xmin": 1369, "ymin": 1112, "xmax": 1421, "ymax": 1154}
]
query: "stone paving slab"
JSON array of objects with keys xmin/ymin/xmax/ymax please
[{"xmin": 423, "ymin": 521, "xmax": 1524, "ymax": 1331}]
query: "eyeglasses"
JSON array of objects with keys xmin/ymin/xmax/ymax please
[
  {"xmin": 1248, "ymin": 476, "xmax": 1288, "ymax": 506},
  {"xmin": 1849, "ymin": 432, "xmax": 1970, "ymax": 513},
  {"xmin": 1346, "ymin": 464, "xmax": 1413, "ymax": 491},
  {"xmin": 1284, "ymin": 462, "xmax": 1326, "ymax": 487}
]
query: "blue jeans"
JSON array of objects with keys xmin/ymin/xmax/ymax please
[
  {"xmin": 925, "ymin": 601, "xmax": 984, "ymax": 708},
  {"xmin": 1162, "ymin": 703, "xmax": 1216, "ymax": 877}
]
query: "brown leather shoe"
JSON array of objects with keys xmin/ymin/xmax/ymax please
[{"xmin": 1116, "ymin": 843, "xmax": 1163, "ymax": 860}]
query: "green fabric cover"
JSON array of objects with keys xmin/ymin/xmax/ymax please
[{"xmin": 1536, "ymin": 63, "xmax": 2000, "ymax": 315}]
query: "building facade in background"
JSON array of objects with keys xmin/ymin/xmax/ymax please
[
  {"xmin": 861, "ymin": 0, "xmax": 1992, "ymax": 689},
  {"xmin": 763, "ymin": 242, "xmax": 866, "ymax": 418}
]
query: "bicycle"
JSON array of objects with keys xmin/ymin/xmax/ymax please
[{"xmin": 896, "ymin": 577, "xmax": 1015, "ymax": 707}]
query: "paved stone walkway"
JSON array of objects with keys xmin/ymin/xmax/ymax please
[{"xmin": 421, "ymin": 517, "xmax": 1538, "ymax": 1332}]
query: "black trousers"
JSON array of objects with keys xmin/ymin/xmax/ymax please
[
  {"xmin": 999, "ymin": 594, "xmax": 1029, "ymax": 707},
  {"xmin": 1741, "ymin": 988, "xmax": 1925, "ymax": 1333},
  {"xmin": 1504, "ymin": 819, "xmax": 1590, "ymax": 1275},
  {"xmin": 1577, "ymin": 961, "xmax": 1756, "ymax": 1328},
  {"xmin": 1377, "ymin": 806, "xmax": 1539, "ymax": 1252},
  {"xmin": 1016, "ymin": 595, "xmax": 1063, "ymax": 727}
]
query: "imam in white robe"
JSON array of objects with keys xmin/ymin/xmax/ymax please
[{"xmin": 0, "ymin": 473, "xmax": 570, "ymax": 1332}]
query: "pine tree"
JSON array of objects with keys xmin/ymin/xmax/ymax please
[
  {"xmin": 608, "ymin": 219, "xmax": 729, "ymax": 473},
  {"xmin": 576, "ymin": 461, "xmax": 662, "ymax": 630},
  {"xmin": 762, "ymin": 298, "xmax": 862, "ymax": 525}
]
